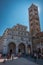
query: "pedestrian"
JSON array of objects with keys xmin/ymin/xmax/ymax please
[
  {"xmin": 0, "ymin": 53, "xmax": 2, "ymax": 59},
  {"xmin": 34, "ymin": 52, "xmax": 37, "ymax": 62},
  {"xmin": 11, "ymin": 53, "xmax": 14, "ymax": 60}
]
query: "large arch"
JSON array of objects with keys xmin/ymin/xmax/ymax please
[
  {"xmin": 27, "ymin": 45, "xmax": 31, "ymax": 54},
  {"xmin": 8, "ymin": 42, "xmax": 16, "ymax": 54},
  {"xmin": 37, "ymin": 48, "xmax": 41, "ymax": 53},
  {"xmin": 42, "ymin": 48, "xmax": 43, "ymax": 54},
  {"xmin": 18, "ymin": 43, "xmax": 26, "ymax": 54}
]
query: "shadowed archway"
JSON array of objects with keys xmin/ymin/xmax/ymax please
[
  {"xmin": 18, "ymin": 43, "xmax": 26, "ymax": 54},
  {"xmin": 8, "ymin": 42, "xmax": 16, "ymax": 54},
  {"xmin": 27, "ymin": 45, "xmax": 31, "ymax": 54}
]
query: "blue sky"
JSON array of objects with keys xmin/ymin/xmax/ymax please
[{"xmin": 0, "ymin": 0, "xmax": 43, "ymax": 36}]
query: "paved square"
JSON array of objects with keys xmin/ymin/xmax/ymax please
[{"xmin": 0, "ymin": 57, "xmax": 39, "ymax": 65}]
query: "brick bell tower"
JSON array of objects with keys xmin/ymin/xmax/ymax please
[{"xmin": 28, "ymin": 4, "xmax": 40, "ymax": 36}]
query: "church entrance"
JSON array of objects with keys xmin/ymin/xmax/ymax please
[
  {"xmin": 18, "ymin": 43, "xmax": 25, "ymax": 54},
  {"xmin": 27, "ymin": 45, "xmax": 31, "ymax": 55},
  {"xmin": 8, "ymin": 42, "xmax": 16, "ymax": 54}
]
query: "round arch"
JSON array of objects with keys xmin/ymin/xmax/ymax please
[
  {"xmin": 27, "ymin": 45, "xmax": 31, "ymax": 54},
  {"xmin": 37, "ymin": 48, "xmax": 41, "ymax": 53},
  {"xmin": 8, "ymin": 42, "xmax": 16, "ymax": 54},
  {"xmin": 18, "ymin": 43, "xmax": 26, "ymax": 54}
]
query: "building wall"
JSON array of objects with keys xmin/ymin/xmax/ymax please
[{"xmin": 0, "ymin": 24, "xmax": 32, "ymax": 54}]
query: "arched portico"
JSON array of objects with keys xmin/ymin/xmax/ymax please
[
  {"xmin": 37, "ymin": 48, "xmax": 41, "ymax": 53},
  {"xmin": 8, "ymin": 42, "xmax": 16, "ymax": 54},
  {"xmin": 18, "ymin": 43, "xmax": 26, "ymax": 54},
  {"xmin": 27, "ymin": 45, "xmax": 31, "ymax": 54}
]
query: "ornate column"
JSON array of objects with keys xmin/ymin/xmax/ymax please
[
  {"xmin": 16, "ymin": 44, "xmax": 18, "ymax": 54},
  {"xmin": 3, "ymin": 39, "xmax": 8, "ymax": 54},
  {"xmin": 25, "ymin": 44, "xmax": 28, "ymax": 54}
]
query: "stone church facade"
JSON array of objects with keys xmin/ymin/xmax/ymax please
[{"xmin": 0, "ymin": 24, "xmax": 32, "ymax": 54}]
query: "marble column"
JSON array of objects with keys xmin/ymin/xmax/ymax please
[
  {"xmin": 25, "ymin": 44, "xmax": 28, "ymax": 54},
  {"xmin": 3, "ymin": 46, "xmax": 8, "ymax": 54},
  {"xmin": 16, "ymin": 45, "xmax": 18, "ymax": 54},
  {"xmin": 3, "ymin": 39, "xmax": 8, "ymax": 54}
]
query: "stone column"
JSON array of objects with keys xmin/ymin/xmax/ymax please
[
  {"xmin": 25, "ymin": 44, "xmax": 28, "ymax": 54},
  {"xmin": 31, "ymin": 42, "xmax": 33, "ymax": 53},
  {"xmin": 3, "ymin": 46, "xmax": 8, "ymax": 54},
  {"xmin": 3, "ymin": 39, "xmax": 8, "ymax": 54},
  {"xmin": 16, "ymin": 45, "xmax": 18, "ymax": 54}
]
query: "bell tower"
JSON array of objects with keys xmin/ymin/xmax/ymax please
[{"xmin": 28, "ymin": 4, "xmax": 40, "ymax": 36}]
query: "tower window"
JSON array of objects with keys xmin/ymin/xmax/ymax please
[
  {"xmin": 36, "ymin": 17, "xmax": 39, "ymax": 20},
  {"xmin": 31, "ymin": 23, "xmax": 33, "ymax": 26},
  {"xmin": 36, "ymin": 22, "xmax": 38, "ymax": 25},
  {"xmin": 34, "ymin": 7, "xmax": 37, "ymax": 11},
  {"xmin": 29, "ymin": 9, "xmax": 32, "ymax": 12}
]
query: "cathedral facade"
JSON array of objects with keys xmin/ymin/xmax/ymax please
[{"xmin": 0, "ymin": 24, "xmax": 32, "ymax": 54}]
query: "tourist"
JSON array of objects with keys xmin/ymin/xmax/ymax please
[
  {"xmin": 34, "ymin": 52, "xmax": 37, "ymax": 62},
  {"xmin": 0, "ymin": 53, "xmax": 2, "ymax": 59},
  {"xmin": 11, "ymin": 53, "xmax": 14, "ymax": 60}
]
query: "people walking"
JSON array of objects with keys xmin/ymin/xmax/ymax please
[{"xmin": 34, "ymin": 51, "xmax": 37, "ymax": 62}]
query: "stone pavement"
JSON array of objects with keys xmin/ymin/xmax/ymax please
[
  {"xmin": 23, "ymin": 55, "xmax": 43, "ymax": 65},
  {"xmin": 0, "ymin": 57, "xmax": 39, "ymax": 65}
]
